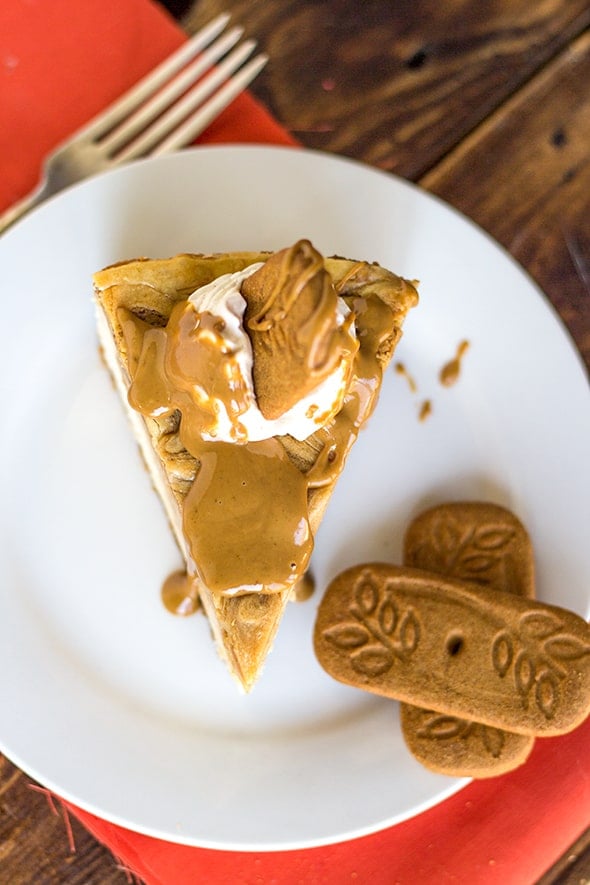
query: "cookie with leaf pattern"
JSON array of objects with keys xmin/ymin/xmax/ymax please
[
  {"xmin": 404, "ymin": 501, "xmax": 534, "ymax": 598},
  {"xmin": 314, "ymin": 564, "xmax": 590, "ymax": 736},
  {"xmin": 400, "ymin": 502, "xmax": 535, "ymax": 777}
]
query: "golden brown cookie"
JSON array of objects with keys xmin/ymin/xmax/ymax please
[
  {"xmin": 242, "ymin": 240, "xmax": 356, "ymax": 420},
  {"xmin": 314, "ymin": 564, "xmax": 590, "ymax": 736},
  {"xmin": 401, "ymin": 502, "xmax": 535, "ymax": 777},
  {"xmin": 404, "ymin": 502, "xmax": 535, "ymax": 598}
]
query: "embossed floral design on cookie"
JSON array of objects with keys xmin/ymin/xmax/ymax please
[
  {"xmin": 314, "ymin": 563, "xmax": 590, "ymax": 736},
  {"xmin": 399, "ymin": 702, "xmax": 534, "ymax": 777},
  {"xmin": 323, "ymin": 570, "xmax": 420, "ymax": 677},
  {"xmin": 414, "ymin": 710, "xmax": 507, "ymax": 757},
  {"xmin": 400, "ymin": 502, "xmax": 536, "ymax": 776},
  {"xmin": 404, "ymin": 503, "xmax": 534, "ymax": 596},
  {"xmin": 492, "ymin": 610, "xmax": 590, "ymax": 720}
]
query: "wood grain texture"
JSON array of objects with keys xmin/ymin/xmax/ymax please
[
  {"xmin": 186, "ymin": 0, "xmax": 590, "ymax": 178},
  {"xmin": 538, "ymin": 826, "xmax": 590, "ymax": 884},
  {"xmin": 2, "ymin": 0, "xmax": 589, "ymax": 881},
  {"xmin": 421, "ymin": 29, "xmax": 590, "ymax": 370},
  {"xmin": 0, "ymin": 756, "xmax": 128, "ymax": 884}
]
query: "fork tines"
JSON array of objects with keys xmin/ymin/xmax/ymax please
[{"xmin": 79, "ymin": 13, "xmax": 267, "ymax": 160}]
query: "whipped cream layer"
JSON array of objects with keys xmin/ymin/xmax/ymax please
[{"xmin": 187, "ymin": 263, "xmax": 355, "ymax": 443}]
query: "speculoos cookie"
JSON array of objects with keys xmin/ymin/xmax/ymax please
[
  {"xmin": 401, "ymin": 502, "xmax": 535, "ymax": 777},
  {"xmin": 314, "ymin": 563, "xmax": 590, "ymax": 737}
]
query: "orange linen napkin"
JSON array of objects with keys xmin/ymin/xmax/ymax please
[
  {"xmin": 2, "ymin": 1, "xmax": 589, "ymax": 883},
  {"xmin": 0, "ymin": 0, "xmax": 294, "ymax": 213}
]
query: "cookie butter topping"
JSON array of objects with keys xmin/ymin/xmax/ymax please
[
  {"xmin": 243, "ymin": 240, "xmax": 358, "ymax": 420},
  {"xmin": 185, "ymin": 262, "xmax": 355, "ymax": 442},
  {"xmin": 302, "ymin": 291, "xmax": 397, "ymax": 489},
  {"xmin": 183, "ymin": 439, "xmax": 312, "ymax": 593},
  {"xmin": 121, "ymin": 241, "xmax": 413, "ymax": 596}
]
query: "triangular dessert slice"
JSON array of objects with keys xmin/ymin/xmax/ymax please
[{"xmin": 93, "ymin": 240, "xmax": 418, "ymax": 690}]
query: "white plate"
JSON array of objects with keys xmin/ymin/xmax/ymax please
[{"xmin": 1, "ymin": 145, "xmax": 589, "ymax": 851}]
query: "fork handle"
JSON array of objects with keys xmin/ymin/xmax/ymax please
[{"xmin": 0, "ymin": 181, "xmax": 50, "ymax": 236}]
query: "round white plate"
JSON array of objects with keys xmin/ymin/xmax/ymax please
[{"xmin": 1, "ymin": 145, "xmax": 589, "ymax": 851}]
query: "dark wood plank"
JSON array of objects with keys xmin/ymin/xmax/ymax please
[
  {"xmin": 421, "ymin": 29, "xmax": 590, "ymax": 371},
  {"xmin": 0, "ymin": 756, "xmax": 128, "ymax": 884},
  {"xmin": 418, "ymin": 28, "xmax": 590, "ymax": 883},
  {"xmin": 539, "ymin": 826, "xmax": 590, "ymax": 883},
  {"xmin": 185, "ymin": 0, "xmax": 590, "ymax": 178}
]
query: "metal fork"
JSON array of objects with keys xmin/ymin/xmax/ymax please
[{"xmin": 0, "ymin": 13, "xmax": 267, "ymax": 235}]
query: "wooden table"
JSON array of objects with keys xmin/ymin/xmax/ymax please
[{"xmin": 1, "ymin": 0, "xmax": 589, "ymax": 881}]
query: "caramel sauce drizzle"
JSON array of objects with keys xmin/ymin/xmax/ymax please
[
  {"xmin": 419, "ymin": 399, "xmax": 432, "ymax": 422},
  {"xmin": 440, "ymin": 340, "xmax": 470, "ymax": 388},
  {"xmin": 183, "ymin": 439, "xmax": 312, "ymax": 593},
  {"xmin": 121, "ymin": 242, "xmax": 395, "ymax": 603},
  {"xmin": 304, "ymin": 294, "xmax": 394, "ymax": 489},
  {"xmin": 126, "ymin": 305, "xmax": 253, "ymax": 444},
  {"xmin": 393, "ymin": 339, "xmax": 470, "ymax": 425},
  {"xmin": 244, "ymin": 240, "xmax": 358, "ymax": 382},
  {"xmin": 395, "ymin": 362, "xmax": 417, "ymax": 393},
  {"xmin": 161, "ymin": 570, "xmax": 200, "ymax": 616},
  {"xmin": 246, "ymin": 242, "xmax": 323, "ymax": 333},
  {"xmin": 293, "ymin": 571, "xmax": 316, "ymax": 602},
  {"xmin": 124, "ymin": 302, "xmax": 313, "ymax": 594}
]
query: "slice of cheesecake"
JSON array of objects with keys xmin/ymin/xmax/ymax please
[{"xmin": 93, "ymin": 240, "xmax": 418, "ymax": 691}]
